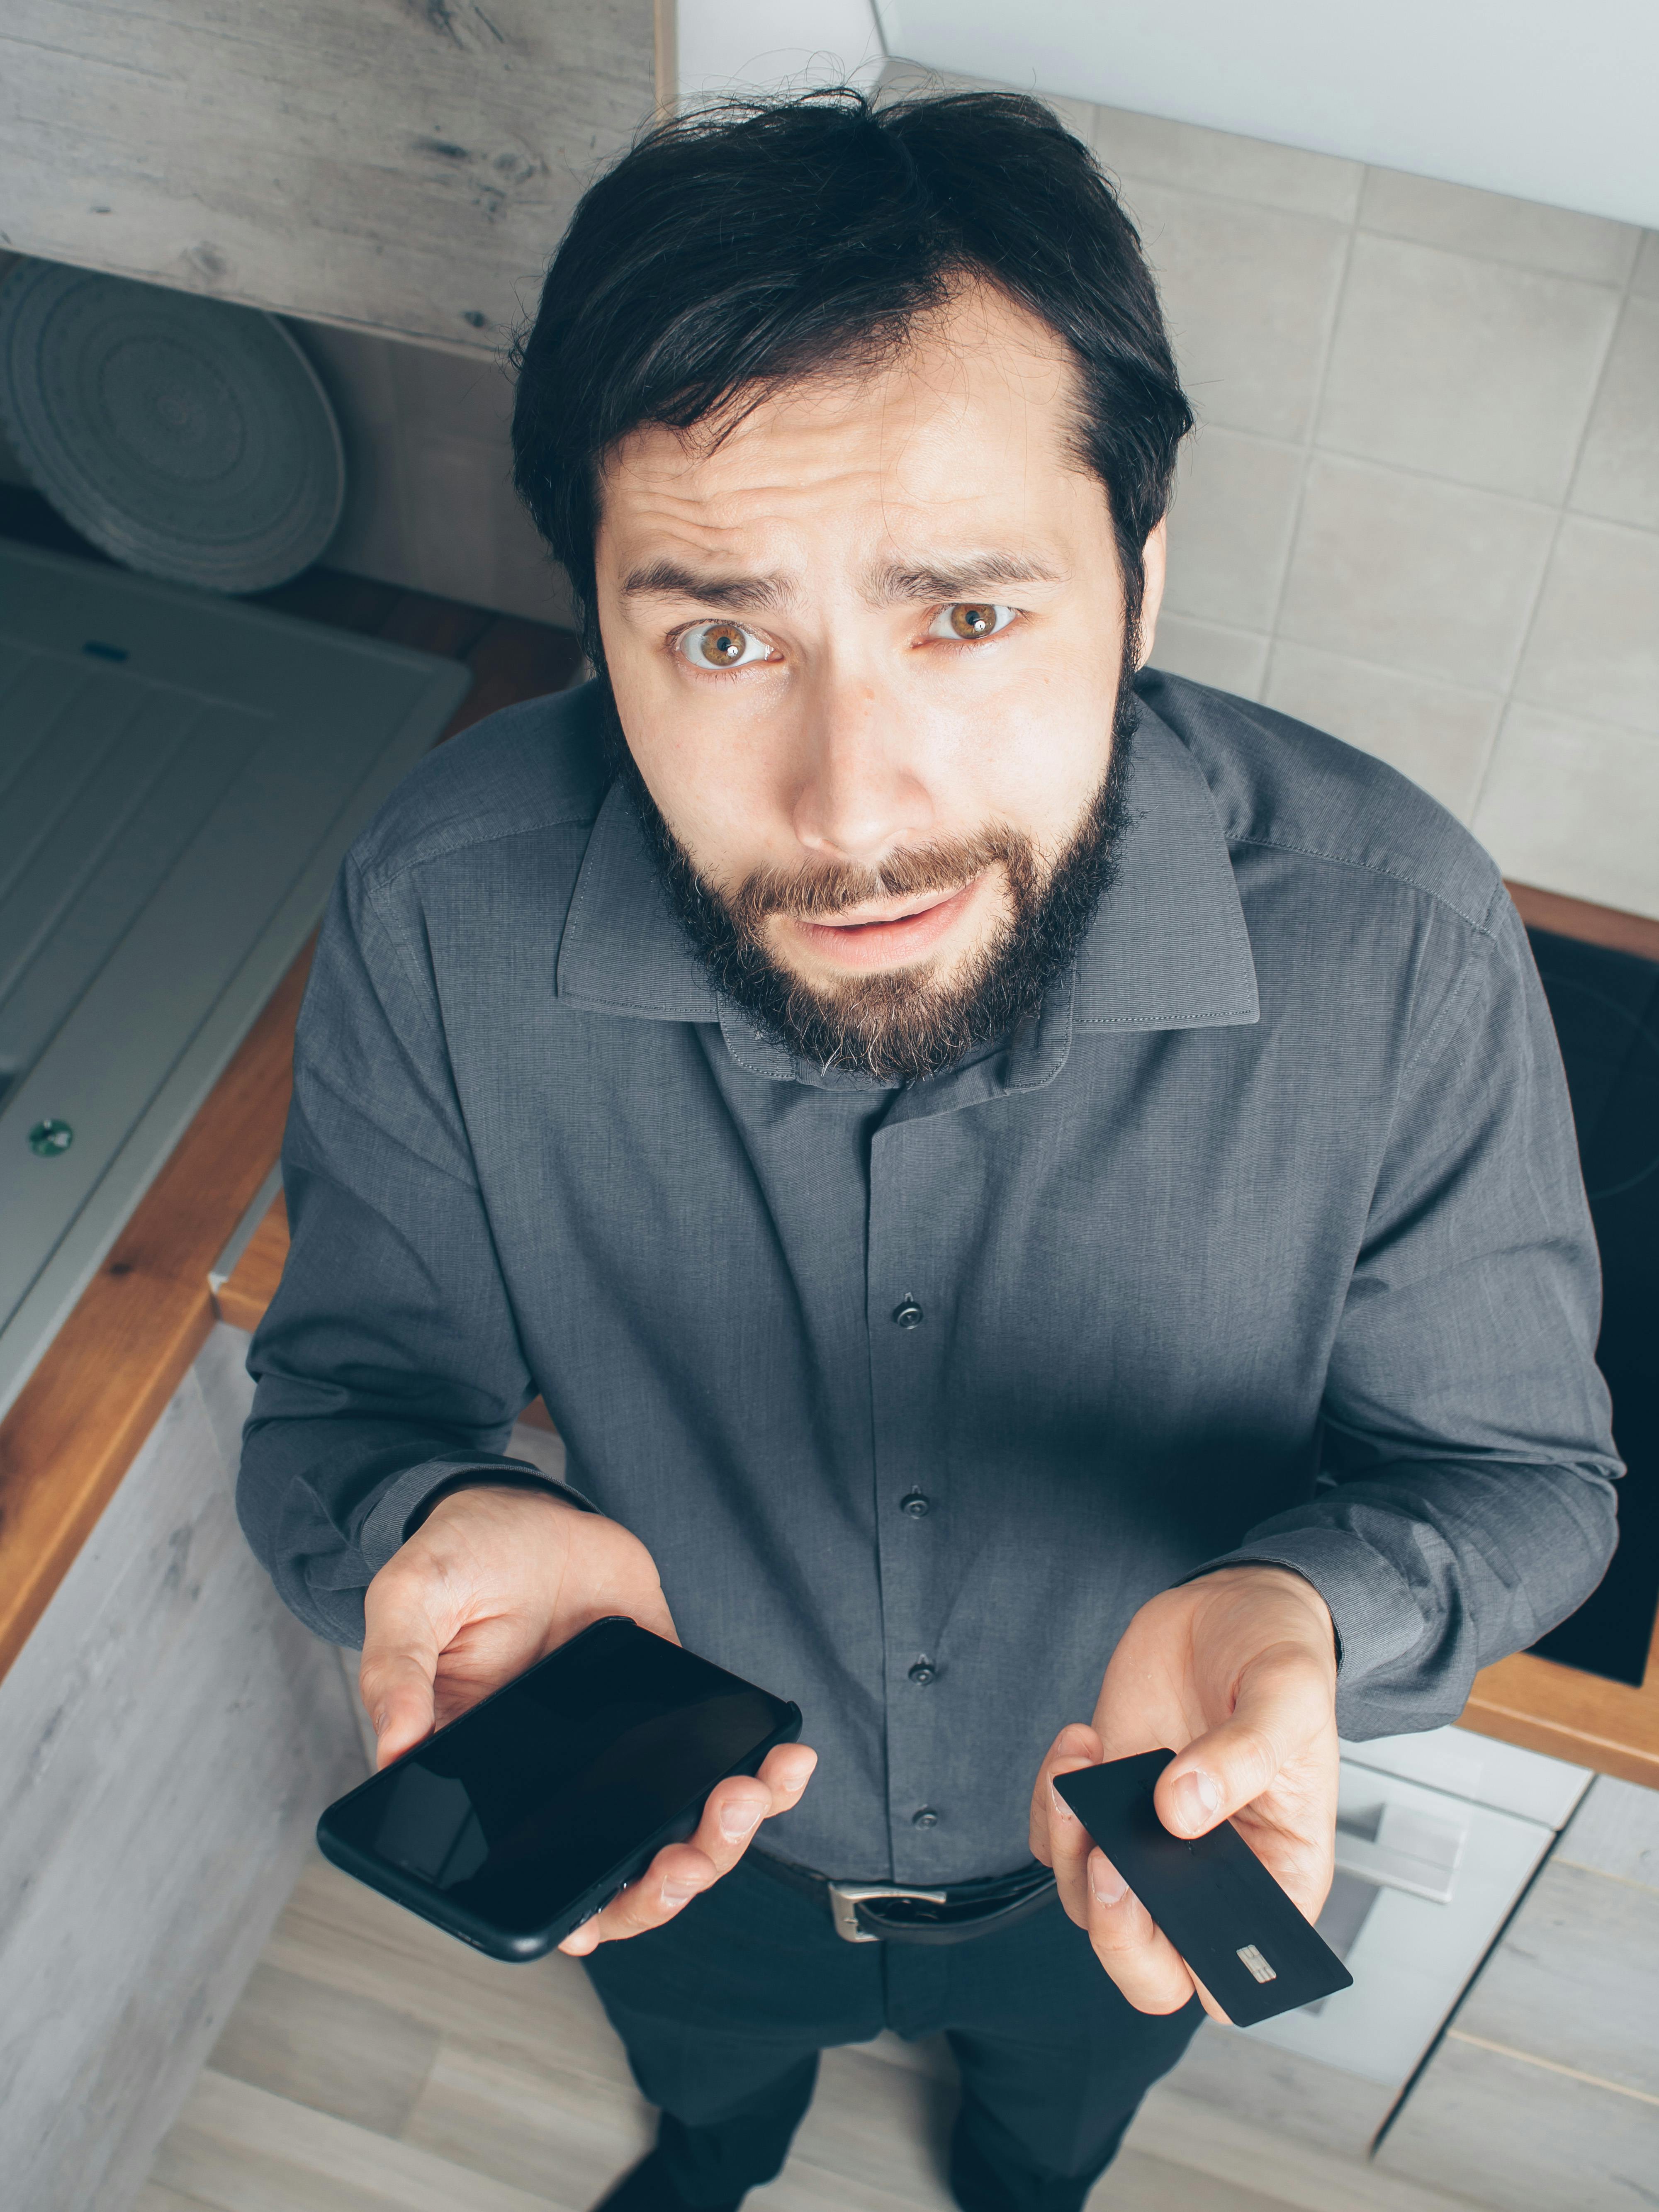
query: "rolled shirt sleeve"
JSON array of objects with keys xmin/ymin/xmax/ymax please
[
  {"xmin": 1196, "ymin": 890, "xmax": 1622, "ymax": 1737},
  {"xmin": 237, "ymin": 856, "xmax": 591, "ymax": 1648}
]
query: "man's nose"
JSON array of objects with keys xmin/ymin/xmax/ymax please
[{"xmin": 789, "ymin": 668, "xmax": 934, "ymax": 867}]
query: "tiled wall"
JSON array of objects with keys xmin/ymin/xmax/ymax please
[
  {"xmin": 882, "ymin": 64, "xmax": 1659, "ymax": 921},
  {"xmin": 285, "ymin": 320, "xmax": 577, "ymax": 632}
]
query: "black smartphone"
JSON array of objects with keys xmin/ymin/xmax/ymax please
[
  {"xmin": 316, "ymin": 1616, "xmax": 803, "ymax": 1961},
  {"xmin": 1053, "ymin": 1750, "xmax": 1353, "ymax": 2027}
]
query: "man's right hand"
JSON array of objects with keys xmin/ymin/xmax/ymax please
[{"xmin": 359, "ymin": 1483, "xmax": 817, "ymax": 1956}]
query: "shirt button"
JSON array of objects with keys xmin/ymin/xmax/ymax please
[
  {"xmin": 912, "ymin": 1806, "xmax": 940, "ymax": 1828},
  {"xmin": 908, "ymin": 1660, "xmax": 937, "ymax": 1686},
  {"xmin": 892, "ymin": 1299, "xmax": 924, "ymax": 1328},
  {"xmin": 900, "ymin": 1491, "xmax": 931, "ymax": 1518}
]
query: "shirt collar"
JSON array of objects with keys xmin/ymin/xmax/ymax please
[{"xmin": 555, "ymin": 690, "xmax": 1258, "ymax": 1070}]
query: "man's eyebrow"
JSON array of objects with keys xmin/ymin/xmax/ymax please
[
  {"xmin": 866, "ymin": 553, "xmax": 1065, "ymax": 603},
  {"xmin": 619, "ymin": 559, "xmax": 792, "ymax": 611}
]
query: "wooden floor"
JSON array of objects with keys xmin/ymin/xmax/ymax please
[{"xmin": 137, "ymin": 1853, "xmax": 1487, "ymax": 2212}]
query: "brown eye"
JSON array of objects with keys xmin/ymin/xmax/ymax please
[
  {"xmin": 678, "ymin": 620, "xmax": 768, "ymax": 670},
  {"xmin": 927, "ymin": 600, "xmax": 1014, "ymax": 643}
]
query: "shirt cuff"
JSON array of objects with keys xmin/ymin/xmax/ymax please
[
  {"xmin": 358, "ymin": 1456, "xmax": 597, "ymax": 1575},
  {"xmin": 1179, "ymin": 1528, "xmax": 1428, "ymax": 1685}
]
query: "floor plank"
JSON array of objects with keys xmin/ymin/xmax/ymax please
[
  {"xmin": 152, "ymin": 1856, "xmax": 1501, "ymax": 2212},
  {"xmin": 207, "ymin": 1960, "xmax": 442, "ymax": 2137},
  {"xmin": 404, "ymin": 2037, "xmax": 652, "ymax": 2205},
  {"xmin": 135, "ymin": 2186, "xmax": 222, "ymax": 2212},
  {"xmin": 748, "ymin": 2044, "xmax": 954, "ymax": 2211},
  {"xmin": 1094, "ymin": 2151, "xmax": 1314, "ymax": 2212},
  {"xmin": 1125, "ymin": 2088, "xmax": 1489, "ymax": 2212},
  {"xmin": 265, "ymin": 1861, "xmax": 632, "ymax": 2087},
  {"xmin": 157, "ymin": 2070, "xmax": 562, "ymax": 2212}
]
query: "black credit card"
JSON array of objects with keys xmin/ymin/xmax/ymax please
[{"xmin": 1053, "ymin": 1749, "xmax": 1352, "ymax": 2027}]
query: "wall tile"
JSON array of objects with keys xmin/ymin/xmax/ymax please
[
  {"xmin": 1570, "ymin": 298, "xmax": 1659, "ymax": 530},
  {"xmin": 1262, "ymin": 643, "xmax": 1500, "ymax": 820},
  {"xmin": 1116, "ymin": 180, "xmax": 1350, "ymax": 442},
  {"xmin": 397, "ymin": 433, "xmax": 570, "ymax": 627},
  {"xmin": 1358, "ymin": 168, "xmax": 1640, "ymax": 285},
  {"xmin": 1162, "ymin": 427, "xmax": 1304, "ymax": 630},
  {"xmin": 1033, "ymin": 90, "xmax": 1095, "ymax": 143},
  {"xmin": 319, "ymin": 408, "xmax": 411, "ymax": 586},
  {"xmin": 481, "ymin": 467, "xmax": 578, "ymax": 629},
  {"xmin": 1634, "ymin": 231, "xmax": 1659, "ymax": 299},
  {"xmin": 289, "ymin": 318, "xmax": 400, "ymax": 435},
  {"xmin": 1316, "ymin": 236, "xmax": 1620, "ymax": 503},
  {"xmin": 1092, "ymin": 106, "xmax": 1362, "ymax": 221},
  {"xmin": 1277, "ymin": 457, "xmax": 1556, "ymax": 691},
  {"xmin": 1146, "ymin": 616, "xmax": 1269, "ymax": 700},
  {"xmin": 1514, "ymin": 515, "xmax": 1659, "ymax": 735},
  {"xmin": 387, "ymin": 334, "xmax": 517, "ymax": 445},
  {"xmin": 282, "ymin": 311, "xmax": 575, "ymax": 625},
  {"xmin": 294, "ymin": 321, "xmax": 411, "ymax": 580},
  {"xmin": 1472, "ymin": 703, "xmax": 1659, "ymax": 919}
]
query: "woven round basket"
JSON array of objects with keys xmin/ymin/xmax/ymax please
[{"xmin": 0, "ymin": 261, "xmax": 345, "ymax": 593}]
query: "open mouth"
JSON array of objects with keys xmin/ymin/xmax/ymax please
[{"xmin": 783, "ymin": 877, "xmax": 985, "ymax": 971}]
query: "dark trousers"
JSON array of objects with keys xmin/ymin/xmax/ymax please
[{"xmin": 583, "ymin": 1857, "xmax": 1201, "ymax": 2212}]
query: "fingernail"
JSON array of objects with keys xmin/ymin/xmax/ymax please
[
  {"xmin": 662, "ymin": 1876, "xmax": 706, "ymax": 1904},
  {"xmin": 1172, "ymin": 1769, "xmax": 1222, "ymax": 1833},
  {"xmin": 1049, "ymin": 1783, "xmax": 1076, "ymax": 1821},
  {"xmin": 1090, "ymin": 1854, "xmax": 1128, "ymax": 1906},
  {"xmin": 719, "ymin": 1801, "xmax": 763, "ymax": 1842}
]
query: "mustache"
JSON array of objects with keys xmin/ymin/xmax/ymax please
[{"xmin": 727, "ymin": 826, "xmax": 1036, "ymax": 924}]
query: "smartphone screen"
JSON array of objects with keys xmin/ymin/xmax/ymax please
[{"xmin": 318, "ymin": 1617, "xmax": 800, "ymax": 1958}]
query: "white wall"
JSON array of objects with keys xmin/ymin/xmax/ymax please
[
  {"xmin": 881, "ymin": 1, "xmax": 1659, "ymax": 228},
  {"xmin": 677, "ymin": 0, "xmax": 883, "ymax": 100}
]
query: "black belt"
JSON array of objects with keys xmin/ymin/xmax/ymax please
[{"xmin": 747, "ymin": 1849, "xmax": 1057, "ymax": 1945}]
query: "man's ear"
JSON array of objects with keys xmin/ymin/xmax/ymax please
[{"xmin": 1135, "ymin": 519, "xmax": 1168, "ymax": 672}]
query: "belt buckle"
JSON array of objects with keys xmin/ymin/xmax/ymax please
[{"xmin": 827, "ymin": 1880, "xmax": 950, "ymax": 1944}]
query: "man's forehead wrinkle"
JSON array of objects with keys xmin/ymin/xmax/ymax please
[{"xmin": 619, "ymin": 557, "xmax": 795, "ymax": 610}]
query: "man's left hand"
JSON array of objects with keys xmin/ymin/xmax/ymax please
[{"xmin": 1029, "ymin": 1565, "xmax": 1340, "ymax": 2022}]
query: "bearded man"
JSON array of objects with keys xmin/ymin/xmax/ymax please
[{"xmin": 239, "ymin": 90, "xmax": 1620, "ymax": 2212}]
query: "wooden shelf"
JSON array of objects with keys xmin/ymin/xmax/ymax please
[
  {"xmin": 0, "ymin": 946, "xmax": 313, "ymax": 1681},
  {"xmin": 1462, "ymin": 1624, "xmax": 1659, "ymax": 1790}
]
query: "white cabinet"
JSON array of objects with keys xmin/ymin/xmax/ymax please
[
  {"xmin": 1248, "ymin": 1760, "xmax": 1562, "ymax": 2086},
  {"xmin": 1160, "ymin": 1725, "xmax": 1595, "ymax": 2156}
]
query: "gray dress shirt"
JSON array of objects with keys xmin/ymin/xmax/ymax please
[{"xmin": 239, "ymin": 670, "xmax": 1620, "ymax": 1885}]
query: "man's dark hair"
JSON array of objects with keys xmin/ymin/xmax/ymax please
[{"xmin": 511, "ymin": 88, "xmax": 1192, "ymax": 657}]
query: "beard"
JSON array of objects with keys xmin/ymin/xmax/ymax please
[{"xmin": 613, "ymin": 671, "xmax": 1140, "ymax": 1085}]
